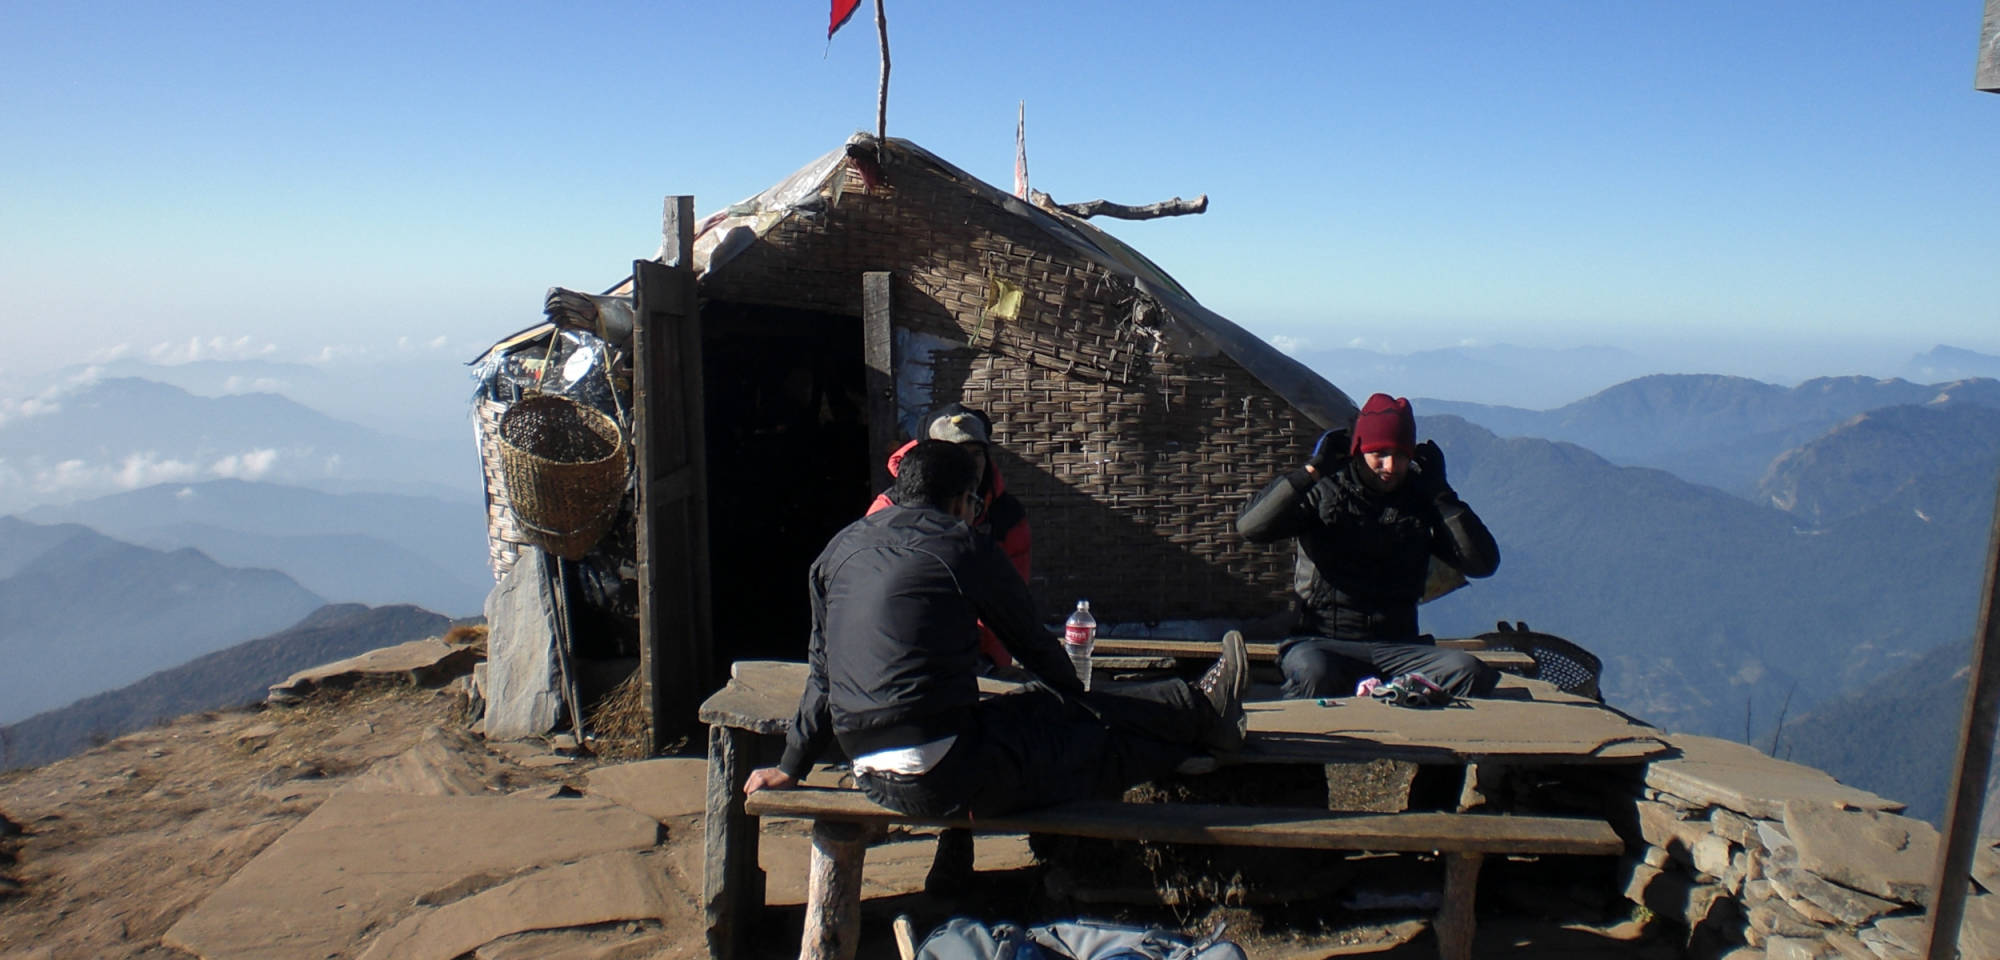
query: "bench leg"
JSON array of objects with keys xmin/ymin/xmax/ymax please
[
  {"xmin": 801, "ymin": 821, "xmax": 871, "ymax": 960},
  {"xmin": 704, "ymin": 724, "xmax": 761, "ymax": 960},
  {"xmin": 1436, "ymin": 852, "xmax": 1483, "ymax": 960}
]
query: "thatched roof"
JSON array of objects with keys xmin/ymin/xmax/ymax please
[{"xmin": 673, "ymin": 134, "xmax": 1356, "ymax": 430}]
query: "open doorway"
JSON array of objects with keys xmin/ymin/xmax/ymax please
[{"xmin": 700, "ymin": 301, "xmax": 875, "ymax": 663}]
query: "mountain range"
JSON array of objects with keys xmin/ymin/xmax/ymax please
[
  {"xmin": 0, "ymin": 376, "xmax": 473, "ymax": 513},
  {"xmin": 0, "ymin": 603, "xmax": 452, "ymax": 772},
  {"xmin": 1419, "ymin": 374, "xmax": 2000, "ymax": 498},
  {"xmin": 24, "ymin": 479, "xmax": 492, "ymax": 616},
  {"xmin": 0, "ymin": 518, "xmax": 326, "ymax": 725},
  {"xmin": 1417, "ymin": 408, "xmax": 2000, "ymax": 739}
]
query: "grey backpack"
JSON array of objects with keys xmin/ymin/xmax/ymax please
[{"xmin": 916, "ymin": 917, "xmax": 1244, "ymax": 960}]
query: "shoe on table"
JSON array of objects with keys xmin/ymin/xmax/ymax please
[{"xmin": 1195, "ymin": 630, "xmax": 1249, "ymax": 752}]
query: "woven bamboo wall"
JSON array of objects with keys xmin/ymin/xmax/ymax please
[{"xmin": 700, "ymin": 151, "xmax": 1319, "ymax": 621}]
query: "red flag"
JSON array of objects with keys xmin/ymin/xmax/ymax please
[{"xmin": 829, "ymin": 0, "xmax": 861, "ymax": 38}]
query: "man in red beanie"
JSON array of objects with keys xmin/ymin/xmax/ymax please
[{"xmin": 1236, "ymin": 393, "xmax": 1502, "ymax": 699}]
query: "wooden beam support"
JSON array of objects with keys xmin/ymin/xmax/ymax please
[
  {"xmin": 862, "ymin": 272, "xmax": 897, "ymax": 495},
  {"xmin": 703, "ymin": 724, "xmax": 761, "ymax": 960},
  {"xmin": 1923, "ymin": 475, "xmax": 2000, "ymax": 959},
  {"xmin": 1436, "ymin": 853, "xmax": 1483, "ymax": 960},
  {"xmin": 801, "ymin": 821, "xmax": 871, "ymax": 960}
]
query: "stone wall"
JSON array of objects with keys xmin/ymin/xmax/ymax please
[{"xmin": 1595, "ymin": 732, "xmax": 2000, "ymax": 960}]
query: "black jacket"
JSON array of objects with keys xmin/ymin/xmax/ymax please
[
  {"xmin": 777, "ymin": 503, "xmax": 1082, "ymax": 779},
  {"xmin": 1236, "ymin": 456, "xmax": 1499, "ymax": 643}
]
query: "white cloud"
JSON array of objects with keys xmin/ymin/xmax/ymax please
[
  {"xmin": 1267, "ymin": 335, "xmax": 1310, "ymax": 356},
  {"xmin": 0, "ymin": 379, "xmax": 79, "ymax": 427},
  {"xmin": 307, "ymin": 344, "xmax": 369, "ymax": 365},
  {"xmin": 89, "ymin": 342, "xmax": 133, "ymax": 363},
  {"xmin": 115, "ymin": 452, "xmax": 199, "ymax": 488},
  {"xmin": 210, "ymin": 448, "xmax": 279, "ymax": 479},
  {"xmin": 175, "ymin": 486, "xmax": 196, "ymax": 499},
  {"xmin": 428, "ymin": 335, "xmax": 448, "ymax": 349},
  {"xmin": 221, "ymin": 375, "xmax": 288, "ymax": 393},
  {"xmin": 146, "ymin": 336, "xmax": 278, "ymax": 365}
]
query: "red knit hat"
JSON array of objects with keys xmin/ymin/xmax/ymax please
[{"xmin": 1350, "ymin": 394, "xmax": 1416, "ymax": 455}]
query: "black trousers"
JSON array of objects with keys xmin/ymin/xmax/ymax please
[
  {"xmin": 1278, "ymin": 636, "xmax": 1498, "ymax": 700},
  {"xmin": 856, "ymin": 679, "xmax": 1208, "ymax": 819}
]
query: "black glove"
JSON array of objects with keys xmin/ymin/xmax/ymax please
[
  {"xmin": 1306, "ymin": 429, "xmax": 1349, "ymax": 476},
  {"xmin": 1411, "ymin": 440, "xmax": 1454, "ymax": 501}
]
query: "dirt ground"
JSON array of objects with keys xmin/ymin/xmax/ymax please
[{"xmin": 0, "ymin": 683, "xmax": 1678, "ymax": 959}]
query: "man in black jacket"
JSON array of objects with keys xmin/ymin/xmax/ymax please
[
  {"xmin": 1237, "ymin": 393, "xmax": 1501, "ymax": 700},
  {"xmin": 745, "ymin": 441, "xmax": 1248, "ymax": 818}
]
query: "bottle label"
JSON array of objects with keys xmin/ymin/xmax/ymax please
[{"xmin": 1064, "ymin": 625, "xmax": 1094, "ymax": 646}]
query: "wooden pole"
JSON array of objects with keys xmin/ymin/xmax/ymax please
[
  {"xmin": 862, "ymin": 272, "xmax": 896, "ymax": 495},
  {"xmin": 1979, "ymin": 0, "xmax": 2000, "ymax": 93},
  {"xmin": 1922, "ymin": 476, "xmax": 2000, "ymax": 959},
  {"xmin": 873, "ymin": 0, "xmax": 889, "ymax": 164},
  {"xmin": 1437, "ymin": 852, "xmax": 1483, "ymax": 960},
  {"xmin": 633, "ymin": 196, "xmax": 710, "ymax": 754}
]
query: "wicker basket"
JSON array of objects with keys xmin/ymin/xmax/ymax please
[{"xmin": 497, "ymin": 395, "xmax": 628, "ymax": 560}]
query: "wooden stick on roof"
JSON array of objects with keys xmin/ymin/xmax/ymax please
[
  {"xmin": 1030, "ymin": 189, "xmax": 1209, "ymax": 221},
  {"xmin": 874, "ymin": 0, "xmax": 889, "ymax": 166}
]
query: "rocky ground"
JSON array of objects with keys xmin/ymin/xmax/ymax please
[{"xmin": 0, "ymin": 677, "xmax": 1676, "ymax": 959}]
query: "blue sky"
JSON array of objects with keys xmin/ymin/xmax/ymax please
[{"xmin": 4, "ymin": 2, "xmax": 1996, "ymax": 390}]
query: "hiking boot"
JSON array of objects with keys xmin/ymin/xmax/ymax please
[
  {"xmin": 1196, "ymin": 631, "xmax": 1249, "ymax": 752},
  {"xmin": 1196, "ymin": 630, "xmax": 1250, "ymax": 712}
]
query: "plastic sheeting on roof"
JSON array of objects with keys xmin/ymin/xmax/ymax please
[{"xmin": 609, "ymin": 134, "xmax": 1357, "ymax": 430}]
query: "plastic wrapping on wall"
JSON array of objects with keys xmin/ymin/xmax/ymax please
[
  {"xmin": 471, "ymin": 326, "xmax": 639, "ymax": 646},
  {"xmin": 471, "ymin": 327, "xmax": 629, "ymax": 422}
]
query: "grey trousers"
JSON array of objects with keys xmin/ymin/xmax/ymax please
[{"xmin": 1278, "ymin": 636, "xmax": 1498, "ymax": 699}]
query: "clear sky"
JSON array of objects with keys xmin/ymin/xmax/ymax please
[{"xmin": 4, "ymin": 2, "xmax": 1996, "ymax": 389}]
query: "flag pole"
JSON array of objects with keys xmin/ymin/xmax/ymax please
[{"xmin": 874, "ymin": 0, "xmax": 890, "ymax": 165}]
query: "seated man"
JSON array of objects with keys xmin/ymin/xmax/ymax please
[
  {"xmin": 1236, "ymin": 393, "xmax": 1502, "ymax": 700},
  {"xmin": 745, "ymin": 440, "xmax": 1247, "ymax": 818},
  {"xmin": 866, "ymin": 403, "xmax": 1031, "ymax": 670}
]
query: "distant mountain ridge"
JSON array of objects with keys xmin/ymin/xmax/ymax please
[
  {"xmin": 0, "ymin": 603, "xmax": 452, "ymax": 771},
  {"xmin": 0, "ymin": 518, "xmax": 326, "ymax": 724},
  {"xmin": 1759, "ymin": 404, "xmax": 2000, "ymax": 526},
  {"xmin": 1416, "ymin": 414, "xmax": 1996, "ymax": 738},
  {"xmin": 1421, "ymin": 374, "xmax": 2000, "ymax": 496},
  {"xmin": 24, "ymin": 479, "xmax": 491, "ymax": 616},
  {"xmin": 0, "ymin": 376, "xmax": 470, "ymax": 513},
  {"xmin": 1291, "ymin": 342, "xmax": 1659, "ymax": 410}
]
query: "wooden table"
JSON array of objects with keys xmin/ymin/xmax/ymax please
[{"xmin": 698, "ymin": 660, "xmax": 1668, "ymax": 960}]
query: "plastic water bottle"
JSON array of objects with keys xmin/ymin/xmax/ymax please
[{"xmin": 1063, "ymin": 600, "xmax": 1097, "ymax": 690}]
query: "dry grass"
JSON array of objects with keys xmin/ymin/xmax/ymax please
[{"xmin": 586, "ymin": 669, "xmax": 649, "ymax": 761}]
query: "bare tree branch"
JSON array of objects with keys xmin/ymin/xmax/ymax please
[{"xmin": 1030, "ymin": 190, "xmax": 1209, "ymax": 221}]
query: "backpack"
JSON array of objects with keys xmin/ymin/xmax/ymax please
[{"xmin": 915, "ymin": 917, "xmax": 1245, "ymax": 960}]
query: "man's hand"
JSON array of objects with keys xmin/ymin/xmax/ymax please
[
  {"xmin": 1305, "ymin": 428, "xmax": 1349, "ymax": 476},
  {"xmin": 1411, "ymin": 440, "xmax": 1452, "ymax": 499},
  {"xmin": 744, "ymin": 767, "xmax": 797, "ymax": 795}
]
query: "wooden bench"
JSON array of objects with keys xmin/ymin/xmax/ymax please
[{"xmin": 744, "ymin": 785, "xmax": 1624, "ymax": 960}]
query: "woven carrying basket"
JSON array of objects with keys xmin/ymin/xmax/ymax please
[{"xmin": 497, "ymin": 394, "xmax": 628, "ymax": 560}]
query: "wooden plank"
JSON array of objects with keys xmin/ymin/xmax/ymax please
[
  {"xmin": 745, "ymin": 787, "xmax": 1625, "ymax": 856},
  {"xmin": 633, "ymin": 195, "xmax": 714, "ymax": 753},
  {"xmin": 862, "ymin": 272, "xmax": 897, "ymax": 495},
  {"xmin": 1089, "ymin": 637, "xmax": 1534, "ymax": 673},
  {"xmin": 1979, "ymin": 0, "xmax": 2000, "ymax": 93},
  {"xmin": 1923, "ymin": 474, "xmax": 2000, "ymax": 959}
]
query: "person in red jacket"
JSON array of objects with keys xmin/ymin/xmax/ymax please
[{"xmin": 867, "ymin": 403, "xmax": 1032, "ymax": 670}]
